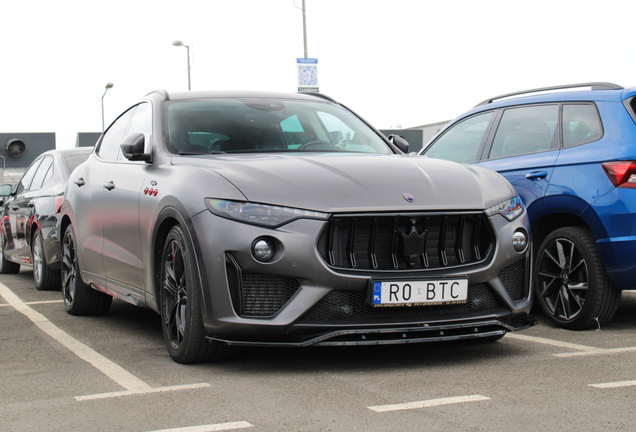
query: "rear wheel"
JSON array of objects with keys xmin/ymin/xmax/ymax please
[
  {"xmin": 534, "ymin": 227, "xmax": 620, "ymax": 330},
  {"xmin": 160, "ymin": 225, "xmax": 228, "ymax": 364},
  {"xmin": 61, "ymin": 224, "xmax": 112, "ymax": 315},
  {"xmin": 32, "ymin": 229, "xmax": 60, "ymax": 291},
  {"xmin": 0, "ymin": 233, "xmax": 20, "ymax": 274}
]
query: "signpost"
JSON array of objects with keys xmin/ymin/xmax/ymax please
[{"xmin": 297, "ymin": 58, "xmax": 319, "ymax": 93}]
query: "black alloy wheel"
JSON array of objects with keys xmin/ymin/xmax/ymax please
[
  {"xmin": 0, "ymin": 231, "xmax": 20, "ymax": 274},
  {"xmin": 160, "ymin": 226, "xmax": 228, "ymax": 364},
  {"xmin": 534, "ymin": 227, "xmax": 620, "ymax": 330},
  {"xmin": 61, "ymin": 224, "xmax": 112, "ymax": 315},
  {"xmin": 32, "ymin": 229, "xmax": 60, "ymax": 291}
]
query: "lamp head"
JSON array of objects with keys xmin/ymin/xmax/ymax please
[
  {"xmin": 172, "ymin": 40, "xmax": 184, "ymax": 47},
  {"xmin": 105, "ymin": 82, "xmax": 114, "ymax": 89}
]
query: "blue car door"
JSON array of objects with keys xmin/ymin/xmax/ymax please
[{"xmin": 477, "ymin": 104, "xmax": 561, "ymax": 224}]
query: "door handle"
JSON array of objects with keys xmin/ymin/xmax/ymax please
[
  {"xmin": 11, "ymin": 206, "xmax": 18, "ymax": 211},
  {"xmin": 27, "ymin": 203, "xmax": 34, "ymax": 208},
  {"xmin": 104, "ymin": 181, "xmax": 115, "ymax": 191},
  {"xmin": 74, "ymin": 177, "xmax": 85, "ymax": 187},
  {"xmin": 525, "ymin": 171, "xmax": 548, "ymax": 181}
]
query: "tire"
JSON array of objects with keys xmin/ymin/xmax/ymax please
[
  {"xmin": 160, "ymin": 226, "xmax": 228, "ymax": 364},
  {"xmin": 0, "ymin": 232, "xmax": 20, "ymax": 274},
  {"xmin": 534, "ymin": 227, "xmax": 621, "ymax": 330},
  {"xmin": 61, "ymin": 224, "xmax": 112, "ymax": 315},
  {"xmin": 32, "ymin": 229, "xmax": 60, "ymax": 291}
]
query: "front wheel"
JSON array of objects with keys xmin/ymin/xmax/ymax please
[
  {"xmin": 160, "ymin": 226, "xmax": 228, "ymax": 364},
  {"xmin": 534, "ymin": 227, "xmax": 620, "ymax": 330},
  {"xmin": 61, "ymin": 224, "xmax": 112, "ymax": 315}
]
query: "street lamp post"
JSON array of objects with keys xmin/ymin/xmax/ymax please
[
  {"xmin": 172, "ymin": 40, "xmax": 191, "ymax": 90},
  {"xmin": 101, "ymin": 82, "xmax": 114, "ymax": 132}
]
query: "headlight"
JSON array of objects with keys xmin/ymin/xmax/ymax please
[
  {"xmin": 206, "ymin": 199, "xmax": 329, "ymax": 227},
  {"xmin": 485, "ymin": 196, "xmax": 524, "ymax": 221}
]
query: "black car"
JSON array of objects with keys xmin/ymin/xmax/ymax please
[{"xmin": 0, "ymin": 147, "xmax": 93, "ymax": 290}]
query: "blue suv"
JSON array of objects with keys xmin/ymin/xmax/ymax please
[{"xmin": 419, "ymin": 82, "xmax": 636, "ymax": 330}]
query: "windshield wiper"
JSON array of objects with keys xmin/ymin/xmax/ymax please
[{"xmin": 177, "ymin": 150, "xmax": 226, "ymax": 155}]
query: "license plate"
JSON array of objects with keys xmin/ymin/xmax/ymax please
[{"xmin": 370, "ymin": 278, "xmax": 468, "ymax": 307}]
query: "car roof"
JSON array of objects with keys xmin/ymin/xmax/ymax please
[{"xmin": 146, "ymin": 89, "xmax": 336, "ymax": 103}]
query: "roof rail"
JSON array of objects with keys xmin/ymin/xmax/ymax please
[
  {"xmin": 144, "ymin": 89, "xmax": 170, "ymax": 100},
  {"xmin": 300, "ymin": 92, "xmax": 337, "ymax": 103},
  {"xmin": 475, "ymin": 82, "xmax": 624, "ymax": 107}
]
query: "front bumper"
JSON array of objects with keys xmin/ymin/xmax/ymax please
[{"xmin": 189, "ymin": 208, "xmax": 534, "ymax": 346}]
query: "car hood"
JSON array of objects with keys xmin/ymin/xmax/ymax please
[{"xmin": 171, "ymin": 153, "xmax": 515, "ymax": 213}]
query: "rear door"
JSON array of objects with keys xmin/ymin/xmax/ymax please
[{"xmin": 477, "ymin": 104, "xmax": 561, "ymax": 224}]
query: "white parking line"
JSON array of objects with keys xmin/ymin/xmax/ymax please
[
  {"xmin": 368, "ymin": 394, "xmax": 491, "ymax": 413},
  {"xmin": 506, "ymin": 333, "xmax": 636, "ymax": 358},
  {"xmin": 0, "ymin": 282, "xmax": 211, "ymax": 401},
  {"xmin": 506, "ymin": 333, "xmax": 599, "ymax": 351},
  {"xmin": 589, "ymin": 380, "xmax": 636, "ymax": 389},
  {"xmin": 148, "ymin": 421, "xmax": 254, "ymax": 432}
]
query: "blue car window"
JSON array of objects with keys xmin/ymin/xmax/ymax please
[
  {"xmin": 562, "ymin": 104, "xmax": 603, "ymax": 148},
  {"xmin": 424, "ymin": 111, "xmax": 493, "ymax": 163},
  {"xmin": 489, "ymin": 105, "xmax": 559, "ymax": 159}
]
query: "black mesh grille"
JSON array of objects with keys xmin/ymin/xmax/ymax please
[
  {"xmin": 499, "ymin": 259, "xmax": 527, "ymax": 301},
  {"xmin": 241, "ymin": 272, "xmax": 301, "ymax": 317},
  {"xmin": 298, "ymin": 283, "xmax": 504, "ymax": 322},
  {"xmin": 318, "ymin": 212, "xmax": 494, "ymax": 271}
]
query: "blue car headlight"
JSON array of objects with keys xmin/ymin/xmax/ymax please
[
  {"xmin": 206, "ymin": 199, "xmax": 329, "ymax": 227},
  {"xmin": 485, "ymin": 196, "xmax": 524, "ymax": 221}
]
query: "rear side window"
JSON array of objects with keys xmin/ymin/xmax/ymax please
[
  {"xmin": 424, "ymin": 111, "xmax": 493, "ymax": 163},
  {"xmin": 489, "ymin": 105, "xmax": 558, "ymax": 159},
  {"xmin": 562, "ymin": 104, "xmax": 603, "ymax": 148}
]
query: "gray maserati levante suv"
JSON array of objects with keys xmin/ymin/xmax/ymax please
[{"xmin": 60, "ymin": 90, "xmax": 536, "ymax": 363}]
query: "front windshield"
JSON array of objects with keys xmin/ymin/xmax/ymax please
[{"xmin": 165, "ymin": 98, "xmax": 392, "ymax": 155}]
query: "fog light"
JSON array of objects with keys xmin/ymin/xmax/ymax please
[
  {"xmin": 252, "ymin": 238, "xmax": 274, "ymax": 261},
  {"xmin": 512, "ymin": 230, "xmax": 527, "ymax": 252}
]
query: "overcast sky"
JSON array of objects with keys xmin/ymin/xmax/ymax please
[{"xmin": 2, "ymin": 0, "xmax": 634, "ymax": 149}]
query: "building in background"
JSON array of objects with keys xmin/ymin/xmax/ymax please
[{"xmin": 0, "ymin": 133, "xmax": 56, "ymax": 185}]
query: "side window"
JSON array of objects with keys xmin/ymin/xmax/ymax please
[
  {"xmin": 124, "ymin": 102, "xmax": 153, "ymax": 156},
  {"xmin": 489, "ymin": 105, "xmax": 559, "ymax": 159},
  {"xmin": 98, "ymin": 107, "xmax": 135, "ymax": 161},
  {"xmin": 15, "ymin": 159, "xmax": 43, "ymax": 195},
  {"xmin": 29, "ymin": 156, "xmax": 53, "ymax": 191},
  {"xmin": 562, "ymin": 104, "xmax": 602, "ymax": 148},
  {"xmin": 424, "ymin": 111, "xmax": 493, "ymax": 163}
]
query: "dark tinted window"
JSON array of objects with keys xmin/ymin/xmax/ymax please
[
  {"xmin": 166, "ymin": 99, "xmax": 391, "ymax": 155},
  {"xmin": 30, "ymin": 156, "xmax": 53, "ymax": 191},
  {"xmin": 562, "ymin": 104, "xmax": 603, "ymax": 148},
  {"xmin": 424, "ymin": 112, "xmax": 493, "ymax": 163},
  {"xmin": 98, "ymin": 107, "xmax": 135, "ymax": 161},
  {"xmin": 16, "ymin": 159, "xmax": 43, "ymax": 194},
  {"xmin": 489, "ymin": 105, "xmax": 559, "ymax": 159}
]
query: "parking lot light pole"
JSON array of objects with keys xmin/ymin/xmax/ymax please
[
  {"xmin": 101, "ymin": 82, "xmax": 114, "ymax": 132},
  {"xmin": 172, "ymin": 40, "xmax": 191, "ymax": 90}
]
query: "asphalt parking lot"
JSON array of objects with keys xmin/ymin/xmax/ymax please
[{"xmin": 2, "ymin": 268, "xmax": 635, "ymax": 432}]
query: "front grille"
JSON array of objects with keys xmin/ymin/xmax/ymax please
[
  {"xmin": 298, "ymin": 283, "xmax": 504, "ymax": 322},
  {"xmin": 499, "ymin": 259, "xmax": 527, "ymax": 301},
  {"xmin": 318, "ymin": 212, "xmax": 494, "ymax": 271},
  {"xmin": 240, "ymin": 272, "xmax": 301, "ymax": 317}
]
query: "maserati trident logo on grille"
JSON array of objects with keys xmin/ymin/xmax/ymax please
[{"xmin": 403, "ymin": 193, "xmax": 415, "ymax": 203}]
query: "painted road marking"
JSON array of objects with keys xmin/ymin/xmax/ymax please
[
  {"xmin": 507, "ymin": 333, "xmax": 636, "ymax": 358},
  {"xmin": 368, "ymin": 395, "xmax": 491, "ymax": 413},
  {"xmin": 0, "ymin": 282, "xmax": 211, "ymax": 401},
  {"xmin": 148, "ymin": 422, "xmax": 254, "ymax": 432},
  {"xmin": 589, "ymin": 380, "xmax": 636, "ymax": 389},
  {"xmin": 1, "ymin": 299, "xmax": 64, "ymax": 307}
]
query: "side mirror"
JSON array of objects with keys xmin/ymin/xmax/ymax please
[
  {"xmin": 120, "ymin": 133, "xmax": 152, "ymax": 163},
  {"xmin": 387, "ymin": 134, "xmax": 410, "ymax": 153}
]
